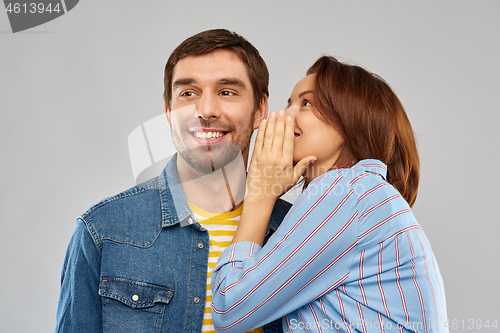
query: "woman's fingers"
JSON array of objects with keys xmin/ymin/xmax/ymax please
[
  {"xmin": 248, "ymin": 111, "xmax": 311, "ymax": 200},
  {"xmin": 293, "ymin": 156, "xmax": 317, "ymax": 183},
  {"xmin": 263, "ymin": 111, "xmax": 277, "ymax": 151},
  {"xmin": 271, "ymin": 110, "xmax": 286, "ymax": 155},
  {"xmin": 253, "ymin": 117, "xmax": 267, "ymax": 159},
  {"xmin": 283, "ymin": 114, "xmax": 295, "ymax": 161},
  {"xmin": 260, "ymin": 110, "xmax": 294, "ymax": 166}
]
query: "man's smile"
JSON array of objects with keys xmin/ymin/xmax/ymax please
[{"xmin": 189, "ymin": 128, "xmax": 229, "ymax": 144}]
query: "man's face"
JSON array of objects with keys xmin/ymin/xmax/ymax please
[{"xmin": 166, "ymin": 49, "xmax": 267, "ymax": 174}]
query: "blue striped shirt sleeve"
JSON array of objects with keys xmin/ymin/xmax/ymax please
[{"xmin": 211, "ymin": 170, "xmax": 360, "ymax": 332}]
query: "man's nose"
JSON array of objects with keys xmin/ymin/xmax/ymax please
[{"xmin": 195, "ymin": 94, "xmax": 220, "ymax": 120}]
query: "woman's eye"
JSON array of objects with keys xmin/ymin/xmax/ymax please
[{"xmin": 303, "ymin": 100, "xmax": 312, "ymax": 107}]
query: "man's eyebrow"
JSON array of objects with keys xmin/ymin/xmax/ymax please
[
  {"xmin": 173, "ymin": 77, "xmax": 247, "ymax": 89},
  {"xmin": 217, "ymin": 78, "xmax": 246, "ymax": 88},
  {"xmin": 298, "ymin": 90, "xmax": 313, "ymax": 99},
  {"xmin": 172, "ymin": 78, "xmax": 196, "ymax": 89}
]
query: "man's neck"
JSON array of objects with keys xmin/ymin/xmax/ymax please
[{"xmin": 177, "ymin": 155, "xmax": 247, "ymax": 214}]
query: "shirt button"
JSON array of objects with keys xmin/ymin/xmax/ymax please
[
  {"xmin": 197, "ymin": 242, "xmax": 204, "ymax": 249},
  {"xmin": 188, "ymin": 218, "xmax": 193, "ymax": 224},
  {"xmin": 132, "ymin": 295, "xmax": 139, "ymax": 301},
  {"xmin": 193, "ymin": 297, "xmax": 200, "ymax": 303}
]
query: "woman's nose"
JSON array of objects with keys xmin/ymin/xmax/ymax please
[{"xmin": 285, "ymin": 105, "xmax": 297, "ymax": 117}]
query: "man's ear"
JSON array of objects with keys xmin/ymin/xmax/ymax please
[
  {"xmin": 252, "ymin": 94, "xmax": 269, "ymax": 129},
  {"xmin": 164, "ymin": 102, "xmax": 171, "ymax": 127}
]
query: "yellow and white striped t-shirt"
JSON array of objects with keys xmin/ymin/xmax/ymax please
[{"xmin": 189, "ymin": 203, "xmax": 262, "ymax": 333}]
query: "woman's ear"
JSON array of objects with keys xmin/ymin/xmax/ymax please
[{"xmin": 252, "ymin": 94, "xmax": 268, "ymax": 129}]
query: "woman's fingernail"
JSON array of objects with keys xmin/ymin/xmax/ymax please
[
  {"xmin": 286, "ymin": 115, "xmax": 293, "ymax": 122},
  {"xmin": 278, "ymin": 110, "xmax": 285, "ymax": 117},
  {"xmin": 261, "ymin": 119, "xmax": 267, "ymax": 125},
  {"xmin": 270, "ymin": 112, "xmax": 277, "ymax": 118}
]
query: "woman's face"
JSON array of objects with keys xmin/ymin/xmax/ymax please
[{"xmin": 286, "ymin": 74, "xmax": 345, "ymax": 181}]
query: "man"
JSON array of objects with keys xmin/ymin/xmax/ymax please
[{"xmin": 55, "ymin": 29, "xmax": 291, "ymax": 332}]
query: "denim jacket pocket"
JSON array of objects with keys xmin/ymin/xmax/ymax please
[
  {"xmin": 99, "ymin": 277, "xmax": 174, "ymax": 332},
  {"xmin": 99, "ymin": 277, "xmax": 174, "ymax": 308}
]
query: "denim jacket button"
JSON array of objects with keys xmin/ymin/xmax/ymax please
[
  {"xmin": 193, "ymin": 297, "xmax": 200, "ymax": 303},
  {"xmin": 188, "ymin": 218, "xmax": 193, "ymax": 224},
  {"xmin": 132, "ymin": 294, "xmax": 139, "ymax": 301},
  {"xmin": 197, "ymin": 242, "xmax": 204, "ymax": 249}
]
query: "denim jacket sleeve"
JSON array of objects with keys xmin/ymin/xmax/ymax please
[{"xmin": 55, "ymin": 217, "xmax": 102, "ymax": 332}]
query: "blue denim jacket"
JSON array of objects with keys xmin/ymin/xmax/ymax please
[{"xmin": 55, "ymin": 154, "xmax": 291, "ymax": 332}]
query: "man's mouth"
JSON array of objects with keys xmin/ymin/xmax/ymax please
[
  {"xmin": 193, "ymin": 131, "xmax": 226, "ymax": 140},
  {"xmin": 190, "ymin": 129, "xmax": 229, "ymax": 142}
]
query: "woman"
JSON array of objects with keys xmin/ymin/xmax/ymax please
[{"xmin": 211, "ymin": 56, "xmax": 447, "ymax": 333}]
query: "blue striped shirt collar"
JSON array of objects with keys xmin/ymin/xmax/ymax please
[{"xmin": 351, "ymin": 159, "xmax": 387, "ymax": 180}]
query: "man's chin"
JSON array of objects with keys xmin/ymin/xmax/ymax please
[{"xmin": 178, "ymin": 142, "xmax": 242, "ymax": 174}]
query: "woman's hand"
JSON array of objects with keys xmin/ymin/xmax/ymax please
[
  {"xmin": 246, "ymin": 110, "xmax": 317, "ymax": 204},
  {"xmin": 232, "ymin": 111, "xmax": 316, "ymax": 246}
]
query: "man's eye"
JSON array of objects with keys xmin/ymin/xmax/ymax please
[
  {"xmin": 181, "ymin": 92, "xmax": 196, "ymax": 97},
  {"xmin": 220, "ymin": 91, "xmax": 235, "ymax": 96}
]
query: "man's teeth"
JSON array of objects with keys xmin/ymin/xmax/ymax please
[{"xmin": 193, "ymin": 131, "xmax": 225, "ymax": 140}]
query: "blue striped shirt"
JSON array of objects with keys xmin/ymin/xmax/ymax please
[{"xmin": 211, "ymin": 159, "xmax": 447, "ymax": 333}]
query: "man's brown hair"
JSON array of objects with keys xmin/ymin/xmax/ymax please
[
  {"xmin": 164, "ymin": 29, "xmax": 269, "ymax": 110},
  {"xmin": 307, "ymin": 56, "xmax": 420, "ymax": 206}
]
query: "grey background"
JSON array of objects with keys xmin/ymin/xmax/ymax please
[{"xmin": 1, "ymin": 1, "xmax": 499, "ymax": 332}]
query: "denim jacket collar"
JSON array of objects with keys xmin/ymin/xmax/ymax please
[{"xmin": 158, "ymin": 154, "xmax": 190, "ymax": 228}]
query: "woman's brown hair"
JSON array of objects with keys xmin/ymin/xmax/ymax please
[{"xmin": 307, "ymin": 56, "xmax": 420, "ymax": 206}]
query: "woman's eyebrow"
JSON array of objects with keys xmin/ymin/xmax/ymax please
[
  {"xmin": 288, "ymin": 90, "xmax": 313, "ymax": 105},
  {"xmin": 298, "ymin": 90, "xmax": 313, "ymax": 99}
]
